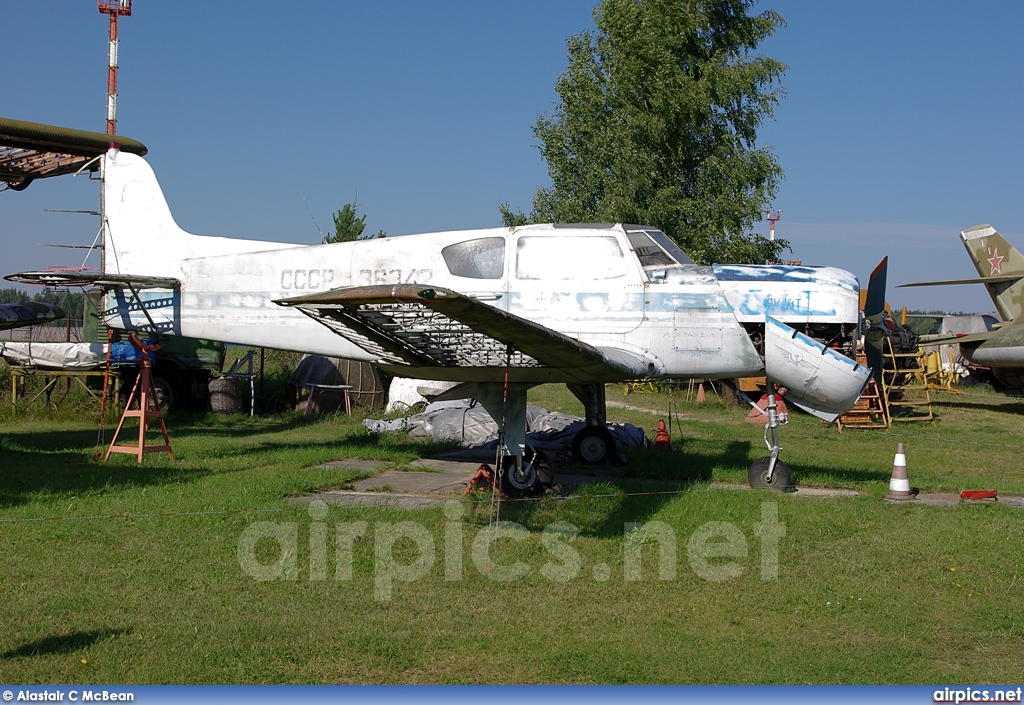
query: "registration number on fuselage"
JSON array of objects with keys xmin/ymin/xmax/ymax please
[{"xmin": 279, "ymin": 268, "xmax": 435, "ymax": 291}]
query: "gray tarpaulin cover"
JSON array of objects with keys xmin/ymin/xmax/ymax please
[
  {"xmin": 0, "ymin": 342, "xmax": 107, "ymax": 369},
  {"xmin": 365, "ymin": 400, "xmax": 648, "ymax": 453}
]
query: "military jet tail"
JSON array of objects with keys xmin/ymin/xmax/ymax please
[{"xmin": 960, "ymin": 224, "xmax": 1024, "ymax": 322}]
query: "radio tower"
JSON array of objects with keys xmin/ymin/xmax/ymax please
[
  {"xmin": 98, "ymin": 0, "xmax": 132, "ymax": 138},
  {"xmin": 766, "ymin": 210, "xmax": 782, "ymax": 242}
]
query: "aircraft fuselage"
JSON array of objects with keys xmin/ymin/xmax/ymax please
[{"xmin": 103, "ymin": 223, "xmax": 861, "ymax": 384}]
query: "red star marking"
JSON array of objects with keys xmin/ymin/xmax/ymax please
[{"xmin": 989, "ymin": 250, "xmax": 1004, "ymax": 275}]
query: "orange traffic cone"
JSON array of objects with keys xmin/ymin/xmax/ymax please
[
  {"xmin": 744, "ymin": 393, "xmax": 789, "ymax": 423},
  {"xmin": 654, "ymin": 419, "xmax": 671, "ymax": 450},
  {"xmin": 885, "ymin": 443, "xmax": 914, "ymax": 501},
  {"xmin": 695, "ymin": 383, "xmax": 707, "ymax": 403}
]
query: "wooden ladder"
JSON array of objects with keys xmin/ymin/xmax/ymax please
[{"xmin": 836, "ymin": 353, "xmax": 889, "ymax": 431}]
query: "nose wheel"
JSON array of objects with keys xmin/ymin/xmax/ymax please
[
  {"xmin": 498, "ymin": 447, "xmax": 553, "ymax": 497},
  {"xmin": 748, "ymin": 457, "xmax": 791, "ymax": 489}
]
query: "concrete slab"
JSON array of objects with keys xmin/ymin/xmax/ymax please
[
  {"xmin": 707, "ymin": 482, "xmax": 859, "ymax": 497},
  {"xmin": 791, "ymin": 486, "xmax": 860, "ymax": 497},
  {"xmin": 912, "ymin": 493, "xmax": 960, "ymax": 507},
  {"xmin": 316, "ymin": 459, "xmax": 389, "ymax": 473},
  {"xmin": 352, "ymin": 460, "xmax": 483, "ymax": 495},
  {"xmin": 887, "ymin": 492, "xmax": 1023, "ymax": 508},
  {"xmin": 308, "ymin": 455, "xmax": 1022, "ymax": 509},
  {"xmin": 316, "ymin": 453, "xmax": 865, "ymax": 501}
]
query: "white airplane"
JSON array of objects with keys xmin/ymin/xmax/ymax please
[{"xmin": 8, "ymin": 138, "xmax": 879, "ymax": 494}]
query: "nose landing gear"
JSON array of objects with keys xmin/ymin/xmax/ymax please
[{"xmin": 746, "ymin": 381, "xmax": 793, "ymax": 490}]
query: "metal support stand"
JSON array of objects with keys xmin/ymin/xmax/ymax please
[
  {"xmin": 225, "ymin": 349, "xmax": 258, "ymax": 416},
  {"xmin": 104, "ymin": 336, "xmax": 172, "ymax": 463}
]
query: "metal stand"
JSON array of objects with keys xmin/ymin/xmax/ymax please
[
  {"xmin": 104, "ymin": 337, "xmax": 172, "ymax": 463},
  {"xmin": 224, "ymin": 349, "xmax": 257, "ymax": 416},
  {"xmin": 302, "ymin": 383, "xmax": 352, "ymax": 418}
]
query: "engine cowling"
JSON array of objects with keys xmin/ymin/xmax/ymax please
[{"xmin": 763, "ymin": 316, "xmax": 871, "ymax": 423}]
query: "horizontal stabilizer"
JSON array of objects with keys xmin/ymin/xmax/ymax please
[
  {"xmin": 898, "ymin": 275, "xmax": 1024, "ymax": 288},
  {"xmin": 5, "ymin": 269, "xmax": 180, "ymax": 290},
  {"xmin": 920, "ymin": 330, "xmax": 998, "ymax": 346}
]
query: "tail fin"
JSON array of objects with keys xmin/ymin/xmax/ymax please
[
  {"xmin": 101, "ymin": 149, "xmax": 291, "ymax": 280},
  {"xmin": 961, "ymin": 224, "xmax": 1024, "ymax": 321},
  {"xmin": 102, "ymin": 148, "xmax": 192, "ymax": 279}
]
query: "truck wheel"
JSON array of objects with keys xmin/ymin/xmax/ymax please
[
  {"xmin": 150, "ymin": 375, "xmax": 176, "ymax": 412},
  {"xmin": 122, "ymin": 372, "xmax": 178, "ymax": 412}
]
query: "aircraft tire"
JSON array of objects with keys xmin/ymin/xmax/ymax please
[
  {"xmin": 571, "ymin": 426, "xmax": 616, "ymax": 465},
  {"xmin": 748, "ymin": 457, "xmax": 792, "ymax": 490},
  {"xmin": 500, "ymin": 451, "xmax": 540, "ymax": 497}
]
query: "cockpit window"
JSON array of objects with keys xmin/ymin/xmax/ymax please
[
  {"xmin": 626, "ymin": 228, "xmax": 695, "ymax": 265},
  {"xmin": 627, "ymin": 231, "xmax": 676, "ymax": 267},
  {"xmin": 441, "ymin": 237, "xmax": 505, "ymax": 279},
  {"xmin": 515, "ymin": 235, "xmax": 627, "ymax": 280}
]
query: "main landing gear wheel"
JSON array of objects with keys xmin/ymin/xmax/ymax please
[
  {"xmin": 499, "ymin": 448, "xmax": 553, "ymax": 497},
  {"xmin": 748, "ymin": 457, "xmax": 792, "ymax": 490},
  {"xmin": 571, "ymin": 426, "xmax": 616, "ymax": 465}
]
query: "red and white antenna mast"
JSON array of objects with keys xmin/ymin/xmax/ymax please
[
  {"xmin": 766, "ymin": 210, "xmax": 782, "ymax": 242},
  {"xmin": 98, "ymin": 0, "xmax": 132, "ymax": 138}
]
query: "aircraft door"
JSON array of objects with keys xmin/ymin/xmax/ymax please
[{"xmin": 508, "ymin": 231, "xmax": 645, "ymax": 335}]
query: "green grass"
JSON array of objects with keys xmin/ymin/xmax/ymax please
[{"xmin": 0, "ymin": 384, "xmax": 1022, "ymax": 683}]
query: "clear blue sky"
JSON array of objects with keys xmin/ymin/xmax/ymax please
[{"xmin": 6, "ymin": 1, "xmax": 1024, "ymax": 313}]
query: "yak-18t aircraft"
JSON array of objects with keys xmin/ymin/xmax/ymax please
[{"xmin": 6, "ymin": 123, "xmax": 884, "ymax": 493}]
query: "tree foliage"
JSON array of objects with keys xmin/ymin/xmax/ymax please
[
  {"xmin": 515, "ymin": 0, "xmax": 789, "ymax": 264},
  {"xmin": 326, "ymin": 203, "xmax": 366, "ymax": 243},
  {"xmin": 325, "ymin": 203, "xmax": 386, "ymax": 244}
]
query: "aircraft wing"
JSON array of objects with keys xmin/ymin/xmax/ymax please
[
  {"xmin": 0, "ymin": 302, "xmax": 65, "ymax": 331},
  {"xmin": 1, "ymin": 116, "xmax": 147, "ymax": 190},
  {"xmin": 276, "ymin": 284, "xmax": 653, "ymax": 381}
]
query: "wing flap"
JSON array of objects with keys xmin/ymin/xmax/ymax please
[{"xmin": 276, "ymin": 284, "xmax": 652, "ymax": 380}]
